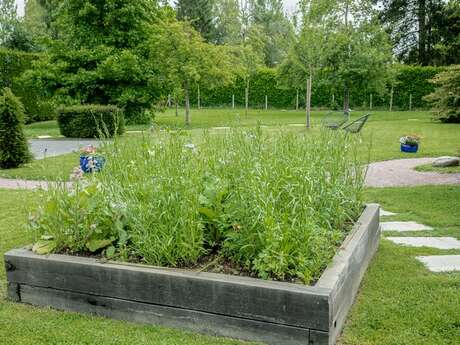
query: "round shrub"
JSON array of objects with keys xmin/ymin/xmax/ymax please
[
  {"xmin": 0, "ymin": 87, "xmax": 32, "ymax": 169},
  {"xmin": 57, "ymin": 105, "xmax": 125, "ymax": 138}
]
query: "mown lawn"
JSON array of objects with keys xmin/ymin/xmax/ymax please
[
  {"xmin": 0, "ymin": 153, "xmax": 78, "ymax": 181},
  {"xmin": 340, "ymin": 185, "xmax": 460, "ymax": 345},
  {"xmin": 25, "ymin": 108, "xmax": 460, "ymax": 162},
  {"xmin": 0, "ymin": 186, "xmax": 459, "ymax": 345}
]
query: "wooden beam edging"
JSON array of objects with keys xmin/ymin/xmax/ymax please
[{"xmin": 316, "ymin": 203, "xmax": 381, "ymax": 344}]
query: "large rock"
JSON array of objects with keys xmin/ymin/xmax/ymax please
[{"xmin": 432, "ymin": 156, "xmax": 460, "ymax": 167}]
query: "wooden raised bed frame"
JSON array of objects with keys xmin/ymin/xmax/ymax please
[{"xmin": 4, "ymin": 204, "xmax": 380, "ymax": 345}]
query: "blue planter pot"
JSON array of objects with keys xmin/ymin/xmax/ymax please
[
  {"xmin": 400, "ymin": 143, "xmax": 419, "ymax": 153},
  {"xmin": 80, "ymin": 155, "xmax": 105, "ymax": 173}
]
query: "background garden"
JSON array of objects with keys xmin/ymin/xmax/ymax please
[{"xmin": 0, "ymin": 0, "xmax": 459, "ymax": 345}]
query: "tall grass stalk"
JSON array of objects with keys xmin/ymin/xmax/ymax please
[{"xmin": 29, "ymin": 127, "xmax": 365, "ymax": 284}]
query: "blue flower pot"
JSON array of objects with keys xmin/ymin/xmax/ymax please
[
  {"xmin": 400, "ymin": 143, "xmax": 418, "ymax": 153},
  {"xmin": 80, "ymin": 155, "xmax": 105, "ymax": 173}
]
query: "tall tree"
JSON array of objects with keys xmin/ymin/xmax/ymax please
[
  {"xmin": 22, "ymin": 0, "xmax": 165, "ymax": 123},
  {"xmin": 324, "ymin": 0, "xmax": 394, "ymax": 113},
  {"xmin": 0, "ymin": 0, "xmax": 18, "ymax": 46},
  {"xmin": 214, "ymin": 0, "xmax": 242, "ymax": 44},
  {"xmin": 249, "ymin": 0, "xmax": 294, "ymax": 66},
  {"xmin": 377, "ymin": 0, "xmax": 458, "ymax": 65},
  {"xmin": 149, "ymin": 19, "xmax": 234, "ymax": 125},
  {"xmin": 176, "ymin": 0, "xmax": 217, "ymax": 42}
]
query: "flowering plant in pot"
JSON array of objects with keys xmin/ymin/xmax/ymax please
[
  {"xmin": 400, "ymin": 134, "xmax": 421, "ymax": 153},
  {"xmin": 79, "ymin": 145, "xmax": 105, "ymax": 173}
]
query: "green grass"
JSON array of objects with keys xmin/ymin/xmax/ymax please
[
  {"xmin": 0, "ymin": 153, "xmax": 78, "ymax": 181},
  {"xmin": 339, "ymin": 185, "xmax": 460, "ymax": 345},
  {"xmin": 24, "ymin": 109, "xmax": 460, "ymax": 163},
  {"xmin": 25, "ymin": 120, "xmax": 62, "ymax": 138},
  {"xmin": 1, "ymin": 186, "xmax": 459, "ymax": 344},
  {"xmin": 415, "ymin": 163, "xmax": 460, "ymax": 174}
]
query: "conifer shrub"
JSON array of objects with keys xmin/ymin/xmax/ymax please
[{"xmin": 0, "ymin": 88, "xmax": 32, "ymax": 169}]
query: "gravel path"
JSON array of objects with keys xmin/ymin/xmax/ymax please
[
  {"xmin": 365, "ymin": 157, "xmax": 460, "ymax": 187},
  {"xmin": 0, "ymin": 177, "xmax": 51, "ymax": 190},
  {"xmin": 30, "ymin": 139, "xmax": 101, "ymax": 159}
]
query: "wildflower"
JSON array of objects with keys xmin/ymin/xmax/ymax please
[
  {"xmin": 81, "ymin": 145, "xmax": 97, "ymax": 155},
  {"xmin": 70, "ymin": 166, "xmax": 84, "ymax": 181},
  {"xmin": 184, "ymin": 143, "xmax": 196, "ymax": 150}
]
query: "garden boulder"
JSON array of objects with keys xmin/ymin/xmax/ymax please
[{"xmin": 432, "ymin": 156, "xmax": 460, "ymax": 167}]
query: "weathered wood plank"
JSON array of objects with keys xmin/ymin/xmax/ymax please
[
  {"xmin": 309, "ymin": 329, "xmax": 329, "ymax": 345},
  {"xmin": 7, "ymin": 282, "xmax": 20, "ymax": 302},
  {"xmin": 316, "ymin": 204, "xmax": 380, "ymax": 344},
  {"xmin": 20, "ymin": 284, "xmax": 311, "ymax": 345},
  {"xmin": 5, "ymin": 249, "xmax": 330, "ymax": 330}
]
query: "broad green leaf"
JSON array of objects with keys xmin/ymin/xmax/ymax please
[
  {"xmin": 32, "ymin": 240, "xmax": 57, "ymax": 255},
  {"xmin": 86, "ymin": 238, "xmax": 113, "ymax": 252}
]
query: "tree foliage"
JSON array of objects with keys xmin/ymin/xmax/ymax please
[
  {"xmin": 149, "ymin": 18, "xmax": 235, "ymax": 125},
  {"xmin": 22, "ymin": 0, "xmax": 166, "ymax": 124},
  {"xmin": 425, "ymin": 65, "xmax": 460, "ymax": 123},
  {"xmin": 377, "ymin": 0, "xmax": 460, "ymax": 66},
  {"xmin": 176, "ymin": 0, "xmax": 217, "ymax": 42}
]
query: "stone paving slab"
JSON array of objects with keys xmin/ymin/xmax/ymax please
[
  {"xmin": 416, "ymin": 255, "xmax": 460, "ymax": 272},
  {"xmin": 380, "ymin": 209, "xmax": 397, "ymax": 216},
  {"xmin": 381, "ymin": 221, "xmax": 433, "ymax": 232},
  {"xmin": 387, "ymin": 237, "xmax": 460, "ymax": 250},
  {"xmin": 365, "ymin": 158, "xmax": 460, "ymax": 187}
]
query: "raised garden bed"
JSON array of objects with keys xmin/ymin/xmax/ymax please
[{"xmin": 4, "ymin": 204, "xmax": 380, "ymax": 345}]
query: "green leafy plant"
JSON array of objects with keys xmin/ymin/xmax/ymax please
[
  {"xmin": 57, "ymin": 104, "xmax": 125, "ymax": 138},
  {"xmin": 0, "ymin": 87, "xmax": 32, "ymax": 168},
  {"xmin": 29, "ymin": 127, "xmax": 365, "ymax": 284}
]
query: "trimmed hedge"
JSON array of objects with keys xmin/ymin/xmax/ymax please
[
  {"xmin": 191, "ymin": 65, "xmax": 444, "ymax": 110},
  {"xmin": 57, "ymin": 105, "xmax": 125, "ymax": 138},
  {"xmin": 0, "ymin": 49, "xmax": 53, "ymax": 123}
]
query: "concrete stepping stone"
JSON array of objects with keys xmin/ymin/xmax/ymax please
[
  {"xmin": 387, "ymin": 237, "xmax": 460, "ymax": 250},
  {"xmin": 380, "ymin": 209, "xmax": 397, "ymax": 216},
  {"xmin": 381, "ymin": 221, "xmax": 432, "ymax": 232},
  {"xmin": 416, "ymin": 255, "xmax": 460, "ymax": 272}
]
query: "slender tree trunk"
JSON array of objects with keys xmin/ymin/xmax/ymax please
[
  {"xmin": 418, "ymin": 0, "xmax": 427, "ymax": 65},
  {"xmin": 245, "ymin": 78, "xmax": 249, "ymax": 117},
  {"xmin": 197, "ymin": 84, "xmax": 201, "ymax": 109},
  {"xmin": 232, "ymin": 94, "xmax": 235, "ymax": 109},
  {"xmin": 389, "ymin": 86, "xmax": 394, "ymax": 112},
  {"xmin": 306, "ymin": 73, "xmax": 312, "ymax": 129},
  {"xmin": 296, "ymin": 89, "xmax": 299, "ymax": 111},
  {"xmin": 175, "ymin": 99, "xmax": 178, "ymax": 117},
  {"xmin": 343, "ymin": 83, "xmax": 350, "ymax": 117},
  {"xmin": 185, "ymin": 80, "xmax": 191, "ymax": 126}
]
